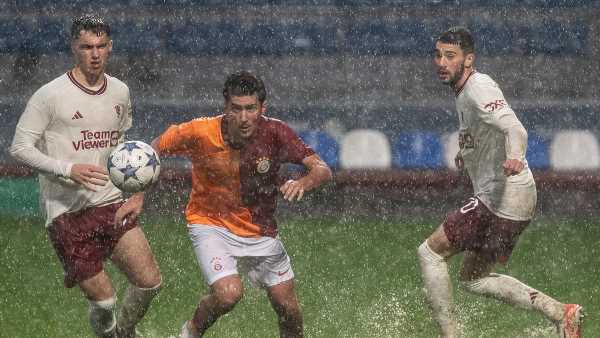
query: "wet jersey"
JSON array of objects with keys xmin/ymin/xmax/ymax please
[
  {"xmin": 10, "ymin": 72, "xmax": 132, "ymax": 226},
  {"xmin": 157, "ymin": 115, "xmax": 314, "ymax": 237},
  {"xmin": 455, "ymin": 72, "xmax": 536, "ymax": 221}
]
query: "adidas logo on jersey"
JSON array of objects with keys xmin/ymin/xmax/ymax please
[{"xmin": 72, "ymin": 111, "xmax": 84, "ymax": 120}]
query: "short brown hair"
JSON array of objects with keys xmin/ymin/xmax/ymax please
[
  {"xmin": 71, "ymin": 14, "xmax": 110, "ymax": 40},
  {"xmin": 437, "ymin": 27, "xmax": 474, "ymax": 54},
  {"xmin": 222, "ymin": 71, "xmax": 267, "ymax": 103}
]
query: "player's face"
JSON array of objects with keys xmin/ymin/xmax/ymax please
[
  {"xmin": 225, "ymin": 95, "xmax": 265, "ymax": 140},
  {"xmin": 434, "ymin": 42, "xmax": 471, "ymax": 87},
  {"xmin": 72, "ymin": 30, "xmax": 112, "ymax": 78}
]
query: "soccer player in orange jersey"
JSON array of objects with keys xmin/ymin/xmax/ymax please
[{"xmin": 152, "ymin": 71, "xmax": 332, "ymax": 338}]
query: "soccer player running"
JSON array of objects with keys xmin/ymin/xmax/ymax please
[
  {"xmin": 9, "ymin": 14, "xmax": 161, "ymax": 338},
  {"xmin": 151, "ymin": 71, "xmax": 332, "ymax": 338},
  {"xmin": 417, "ymin": 27, "xmax": 583, "ymax": 338}
]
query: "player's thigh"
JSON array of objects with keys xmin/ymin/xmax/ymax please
[
  {"xmin": 188, "ymin": 225, "xmax": 239, "ymax": 286},
  {"xmin": 243, "ymin": 239, "xmax": 294, "ymax": 288},
  {"xmin": 459, "ymin": 251, "xmax": 495, "ymax": 281},
  {"xmin": 111, "ymin": 226, "xmax": 161, "ymax": 288},
  {"xmin": 79, "ymin": 270, "xmax": 115, "ymax": 301}
]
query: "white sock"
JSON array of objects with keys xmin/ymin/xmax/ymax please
[
  {"xmin": 89, "ymin": 297, "xmax": 117, "ymax": 338},
  {"xmin": 417, "ymin": 241, "xmax": 458, "ymax": 337},
  {"xmin": 461, "ymin": 273, "xmax": 564, "ymax": 322},
  {"xmin": 117, "ymin": 282, "xmax": 162, "ymax": 332},
  {"xmin": 180, "ymin": 321, "xmax": 199, "ymax": 338}
]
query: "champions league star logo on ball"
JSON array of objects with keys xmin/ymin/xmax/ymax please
[{"xmin": 107, "ymin": 140, "xmax": 161, "ymax": 192}]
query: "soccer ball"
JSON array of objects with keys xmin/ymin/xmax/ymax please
[{"xmin": 107, "ymin": 141, "xmax": 161, "ymax": 192}]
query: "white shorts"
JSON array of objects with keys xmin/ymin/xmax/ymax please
[{"xmin": 188, "ymin": 224, "xmax": 294, "ymax": 288}]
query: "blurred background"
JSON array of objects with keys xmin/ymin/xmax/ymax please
[{"xmin": 0, "ymin": 0, "xmax": 599, "ymax": 215}]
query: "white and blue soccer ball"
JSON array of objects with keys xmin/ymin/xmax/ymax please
[{"xmin": 107, "ymin": 140, "xmax": 161, "ymax": 192}]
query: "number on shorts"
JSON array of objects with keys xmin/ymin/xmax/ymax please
[{"xmin": 460, "ymin": 198, "xmax": 478, "ymax": 214}]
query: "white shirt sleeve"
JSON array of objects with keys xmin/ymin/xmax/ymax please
[
  {"xmin": 467, "ymin": 80, "xmax": 528, "ymax": 161},
  {"xmin": 9, "ymin": 90, "xmax": 73, "ymax": 177}
]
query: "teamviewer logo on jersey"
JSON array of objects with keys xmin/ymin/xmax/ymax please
[{"xmin": 72, "ymin": 111, "xmax": 84, "ymax": 120}]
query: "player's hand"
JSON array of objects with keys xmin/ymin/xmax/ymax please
[
  {"xmin": 115, "ymin": 192, "xmax": 144, "ymax": 227},
  {"xmin": 70, "ymin": 164, "xmax": 109, "ymax": 191},
  {"xmin": 280, "ymin": 179, "xmax": 305, "ymax": 201},
  {"xmin": 454, "ymin": 153, "xmax": 464, "ymax": 170},
  {"xmin": 503, "ymin": 159, "xmax": 524, "ymax": 176}
]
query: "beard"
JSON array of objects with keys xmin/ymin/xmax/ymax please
[{"xmin": 444, "ymin": 63, "xmax": 465, "ymax": 87}]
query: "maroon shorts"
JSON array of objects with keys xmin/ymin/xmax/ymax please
[
  {"xmin": 47, "ymin": 202, "xmax": 137, "ymax": 288},
  {"xmin": 443, "ymin": 197, "xmax": 530, "ymax": 264}
]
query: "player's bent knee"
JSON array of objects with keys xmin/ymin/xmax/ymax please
[
  {"xmin": 214, "ymin": 287, "xmax": 243, "ymax": 310},
  {"xmin": 88, "ymin": 296, "xmax": 117, "ymax": 336},
  {"xmin": 417, "ymin": 240, "xmax": 444, "ymax": 265}
]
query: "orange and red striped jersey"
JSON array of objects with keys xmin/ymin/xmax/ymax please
[{"xmin": 157, "ymin": 115, "xmax": 314, "ymax": 237}]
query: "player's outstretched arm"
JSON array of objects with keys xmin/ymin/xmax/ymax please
[{"xmin": 280, "ymin": 154, "xmax": 332, "ymax": 201}]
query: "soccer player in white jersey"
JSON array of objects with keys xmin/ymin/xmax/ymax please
[
  {"xmin": 9, "ymin": 14, "xmax": 161, "ymax": 338},
  {"xmin": 417, "ymin": 27, "xmax": 584, "ymax": 338}
]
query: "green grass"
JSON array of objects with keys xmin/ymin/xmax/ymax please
[{"xmin": 1, "ymin": 213, "xmax": 598, "ymax": 338}]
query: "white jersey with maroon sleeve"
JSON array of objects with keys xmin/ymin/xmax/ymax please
[
  {"xmin": 455, "ymin": 72, "xmax": 536, "ymax": 221},
  {"xmin": 10, "ymin": 72, "xmax": 132, "ymax": 226}
]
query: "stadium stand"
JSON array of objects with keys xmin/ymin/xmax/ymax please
[
  {"xmin": 526, "ymin": 131, "xmax": 551, "ymax": 170},
  {"xmin": 339, "ymin": 129, "xmax": 391, "ymax": 169},
  {"xmin": 392, "ymin": 131, "xmax": 444, "ymax": 169},
  {"xmin": 550, "ymin": 130, "xmax": 600, "ymax": 171},
  {"xmin": 298, "ymin": 129, "xmax": 340, "ymax": 168}
]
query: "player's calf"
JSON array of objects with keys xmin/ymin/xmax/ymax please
[{"xmin": 89, "ymin": 297, "xmax": 117, "ymax": 338}]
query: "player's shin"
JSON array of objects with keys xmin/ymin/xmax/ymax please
[
  {"xmin": 460, "ymin": 273, "xmax": 563, "ymax": 322},
  {"xmin": 117, "ymin": 282, "xmax": 162, "ymax": 334},
  {"xmin": 89, "ymin": 297, "xmax": 117, "ymax": 338},
  {"xmin": 417, "ymin": 241, "xmax": 458, "ymax": 337}
]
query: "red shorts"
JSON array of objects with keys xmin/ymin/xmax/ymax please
[
  {"xmin": 47, "ymin": 202, "xmax": 137, "ymax": 288},
  {"xmin": 443, "ymin": 197, "xmax": 530, "ymax": 264}
]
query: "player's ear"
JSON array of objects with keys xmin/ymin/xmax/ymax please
[
  {"xmin": 260, "ymin": 101, "xmax": 267, "ymax": 114},
  {"xmin": 464, "ymin": 53, "xmax": 475, "ymax": 68},
  {"xmin": 108, "ymin": 39, "xmax": 113, "ymax": 54}
]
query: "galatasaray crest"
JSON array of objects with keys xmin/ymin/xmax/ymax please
[{"xmin": 256, "ymin": 157, "xmax": 271, "ymax": 174}]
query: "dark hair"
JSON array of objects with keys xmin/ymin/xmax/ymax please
[
  {"xmin": 71, "ymin": 14, "xmax": 110, "ymax": 40},
  {"xmin": 437, "ymin": 27, "xmax": 474, "ymax": 54},
  {"xmin": 222, "ymin": 71, "xmax": 267, "ymax": 103}
]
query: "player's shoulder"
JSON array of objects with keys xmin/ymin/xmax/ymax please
[
  {"xmin": 465, "ymin": 72, "xmax": 501, "ymax": 93},
  {"xmin": 464, "ymin": 72, "xmax": 501, "ymax": 98},
  {"xmin": 185, "ymin": 115, "xmax": 222, "ymax": 134},
  {"xmin": 261, "ymin": 116, "xmax": 292, "ymax": 131},
  {"xmin": 33, "ymin": 73, "xmax": 71, "ymax": 99},
  {"xmin": 104, "ymin": 73, "xmax": 130, "ymax": 93}
]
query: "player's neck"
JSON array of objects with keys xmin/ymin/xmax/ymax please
[
  {"xmin": 71, "ymin": 67, "xmax": 105, "ymax": 90},
  {"xmin": 453, "ymin": 68, "xmax": 475, "ymax": 94},
  {"xmin": 221, "ymin": 115, "xmax": 248, "ymax": 149}
]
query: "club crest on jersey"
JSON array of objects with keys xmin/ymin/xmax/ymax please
[
  {"xmin": 114, "ymin": 104, "xmax": 122, "ymax": 117},
  {"xmin": 256, "ymin": 157, "xmax": 271, "ymax": 174}
]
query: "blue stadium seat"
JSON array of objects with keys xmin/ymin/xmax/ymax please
[
  {"xmin": 111, "ymin": 19, "xmax": 162, "ymax": 55},
  {"xmin": 346, "ymin": 19, "xmax": 442, "ymax": 56},
  {"xmin": 526, "ymin": 132, "xmax": 550, "ymax": 169},
  {"xmin": 28, "ymin": 18, "xmax": 69, "ymax": 54},
  {"xmin": 392, "ymin": 131, "xmax": 443, "ymax": 169},
  {"xmin": 298, "ymin": 130, "xmax": 339, "ymax": 168},
  {"xmin": 0, "ymin": 19, "xmax": 27, "ymax": 53}
]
